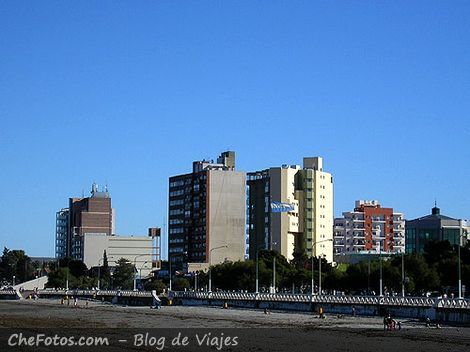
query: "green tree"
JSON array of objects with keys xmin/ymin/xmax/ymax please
[
  {"xmin": 291, "ymin": 234, "xmax": 308, "ymax": 270},
  {"xmin": 173, "ymin": 277, "xmax": 190, "ymax": 291},
  {"xmin": 144, "ymin": 279, "xmax": 167, "ymax": 294},
  {"xmin": 99, "ymin": 250, "xmax": 112, "ymax": 289},
  {"xmin": 68, "ymin": 260, "xmax": 88, "ymax": 278},
  {"xmin": 46, "ymin": 267, "xmax": 74, "ymax": 289},
  {"xmin": 424, "ymin": 241, "xmax": 454, "ymax": 265},
  {"xmin": 113, "ymin": 258, "xmax": 135, "ymax": 290},
  {"xmin": 323, "ymin": 268, "xmax": 346, "ymax": 291},
  {"xmin": 0, "ymin": 248, "xmax": 36, "ymax": 284}
]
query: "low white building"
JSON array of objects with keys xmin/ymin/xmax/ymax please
[{"xmin": 81, "ymin": 233, "xmax": 154, "ymax": 276}]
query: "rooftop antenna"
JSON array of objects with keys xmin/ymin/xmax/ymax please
[
  {"xmin": 81, "ymin": 189, "xmax": 84, "ymax": 198},
  {"xmin": 91, "ymin": 182, "xmax": 98, "ymax": 195}
]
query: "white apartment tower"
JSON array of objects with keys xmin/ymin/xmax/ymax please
[{"xmin": 334, "ymin": 200, "xmax": 405, "ymax": 260}]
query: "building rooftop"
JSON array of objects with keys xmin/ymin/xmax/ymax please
[
  {"xmin": 409, "ymin": 206, "xmax": 458, "ymax": 222},
  {"xmin": 90, "ymin": 182, "xmax": 110, "ymax": 198}
]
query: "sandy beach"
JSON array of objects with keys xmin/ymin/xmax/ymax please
[{"xmin": 1, "ymin": 300, "xmax": 469, "ymax": 351}]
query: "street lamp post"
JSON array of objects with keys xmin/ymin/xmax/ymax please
[
  {"xmin": 66, "ymin": 270, "xmax": 69, "ymax": 291},
  {"xmin": 458, "ymin": 230, "xmax": 466, "ymax": 299},
  {"xmin": 12, "ymin": 275, "xmax": 15, "ymax": 287},
  {"xmin": 133, "ymin": 254, "xmax": 148, "ymax": 291},
  {"xmin": 97, "ymin": 256, "xmax": 116, "ymax": 290},
  {"xmin": 401, "ymin": 251, "xmax": 405, "ymax": 297},
  {"xmin": 458, "ymin": 241, "xmax": 462, "ymax": 298},
  {"xmin": 36, "ymin": 268, "xmax": 41, "ymax": 289},
  {"xmin": 168, "ymin": 251, "xmax": 188, "ymax": 292},
  {"xmin": 312, "ymin": 239, "xmax": 333, "ymax": 296},
  {"xmin": 169, "ymin": 255, "xmax": 172, "ymax": 292},
  {"xmin": 318, "ymin": 255, "xmax": 323, "ymax": 295},
  {"xmin": 256, "ymin": 241, "xmax": 278, "ymax": 294},
  {"xmin": 379, "ymin": 250, "xmax": 383, "ymax": 297},
  {"xmin": 272, "ymin": 257, "xmax": 276, "ymax": 293},
  {"xmin": 255, "ymin": 250, "xmax": 259, "ymax": 293},
  {"xmin": 311, "ymin": 256, "xmax": 314, "ymax": 296},
  {"xmin": 208, "ymin": 245, "xmax": 228, "ymax": 293},
  {"xmin": 139, "ymin": 262, "xmax": 148, "ymax": 290},
  {"xmin": 270, "ymin": 242, "xmax": 278, "ymax": 294}
]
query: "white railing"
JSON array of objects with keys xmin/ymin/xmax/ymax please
[
  {"xmin": 170, "ymin": 291, "xmax": 470, "ymax": 309},
  {"xmin": 116, "ymin": 290, "xmax": 152, "ymax": 298},
  {"xmin": 36, "ymin": 289, "xmax": 152, "ymax": 298},
  {"xmin": 437, "ymin": 298, "xmax": 470, "ymax": 309},
  {"xmin": 0, "ymin": 290, "xmax": 17, "ymax": 296},
  {"xmin": 31, "ymin": 289, "xmax": 470, "ymax": 309}
]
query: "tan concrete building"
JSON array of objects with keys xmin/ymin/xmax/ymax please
[
  {"xmin": 168, "ymin": 151, "xmax": 246, "ymax": 271},
  {"xmin": 247, "ymin": 157, "xmax": 334, "ymax": 262}
]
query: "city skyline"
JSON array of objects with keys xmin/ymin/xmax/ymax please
[{"xmin": 1, "ymin": 1, "xmax": 470, "ymax": 256}]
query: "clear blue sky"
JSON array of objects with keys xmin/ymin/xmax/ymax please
[{"xmin": 1, "ymin": 1, "xmax": 469, "ymax": 257}]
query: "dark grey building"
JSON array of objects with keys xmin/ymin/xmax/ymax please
[
  {"xmin": 405, "ymin": 205, "xmax": 469, "ymax": 254},
  {"xmin": 246, "ymin": 170, "xmax": 271, "ymax": 260}
]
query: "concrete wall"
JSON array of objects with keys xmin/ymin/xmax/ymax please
[
  {"xmin": 83, "ymin": 234, "xmax": 153, "ymax": 276},
  {"xmin": 13, "ymin": 276, "xmax": 48, "ymax": 291},
  {"xmin": 175, "ymin": 297, "xmax": 470, "ymax": 325},
  {"xmin": 208, "ymin": 170, "xmax": 246, "ymax": 264}
]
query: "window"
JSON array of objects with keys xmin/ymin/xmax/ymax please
[
  {"xmin": 170, "ymin": 199, "xmax": 184, "ymax": 206},
  {"xmin": 170, "ymin": 189, "xmax": 184, "ymax": 197}
]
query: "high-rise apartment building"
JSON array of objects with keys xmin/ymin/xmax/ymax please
[
  {"xmin": 168, "ymin": 151, "xmax": 245, "ymax": 271},
  {"xmin": 333, "ymin": 200, "xmax": 405, "ymax": 261},
  {"xmin": 247, "ymin": 157, "xmax": 334, "ymax": 262}
]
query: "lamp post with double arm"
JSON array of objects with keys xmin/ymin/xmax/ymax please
[
  {"xmin": 133, "ymin": 254, "xmax": 148, "ymax": 291},
  {"xmin": 139, "ymin": 261, "xmax": 148, "ymax": 290}
]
